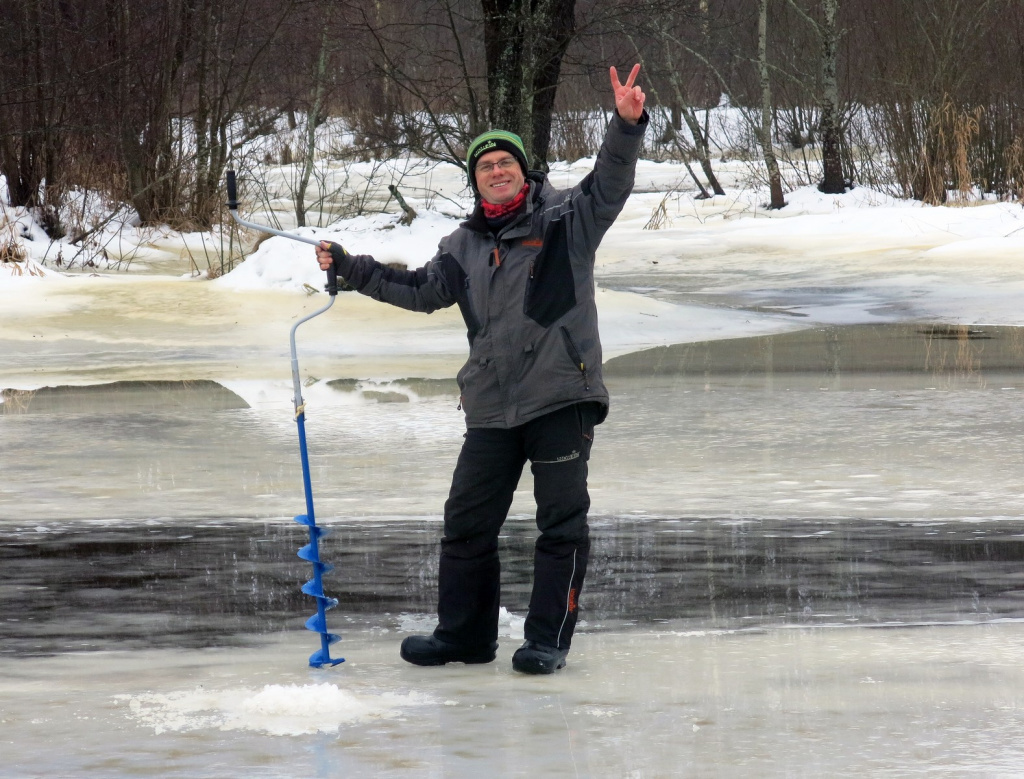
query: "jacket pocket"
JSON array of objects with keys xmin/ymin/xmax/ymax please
[
  {"xmin": 560, "ymin": 326, "xmax": 590, "ymax": 391},
  {"xmin": 456, "ymin": 356, "xmax": 503, "ymax": 422}
]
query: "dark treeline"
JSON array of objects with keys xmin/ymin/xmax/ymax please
[{"xmin": 2, "ymin": 0, "xmax": 1023, "ymax": 237}]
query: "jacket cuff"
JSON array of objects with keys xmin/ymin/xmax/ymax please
[
  {"xmin": 329, "ymin": 243, "xmax": 356, "ymax": 278},
  {"xmin": 613, "ymin": 108, "xmax": 650, "ymax": 134}
]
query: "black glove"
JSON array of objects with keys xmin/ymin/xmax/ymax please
[{"xmin": 319, "ymin": 241, "xmax": 356, "ymax": 294}]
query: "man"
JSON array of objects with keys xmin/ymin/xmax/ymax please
[{"xmin": 316, "ymin": 64, "xmax": 647, "ymax": 674}]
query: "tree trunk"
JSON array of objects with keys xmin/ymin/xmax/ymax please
[
  {"xmin": 442, "ymin": 0, "xmax": 484, "ymax": 138},
  {"xmin": 818, "ymin": 0, "xmax": 845, "ymax": 194},
  {"xmin": 482, "ymin": 0, "xmax": 528, "ymax": 141},
  {"xmin": 529, "ymin": 0, "xmax": 576, "ymax": 169},
  {"xmin": 0, "ymin": 0, "xmax": 45, "ymax": 209},
  {"xmin": 481, "ymin": 0, "xmax": 576, "ymax": 169},
  {"xmin": 192, "ymin": 0, "xmax": 213, "ymax": 227},
  {"xmin": 757, "ymin": 0, "xmax": 786, "ymax": 209},
  {"xmin": 681, "ymin": 107, "xmax": 726, "ymax": 196}
]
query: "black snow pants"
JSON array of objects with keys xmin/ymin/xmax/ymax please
[{"xmin": 433, "ymin": 402, "xmax": 601, "ymax": 651}]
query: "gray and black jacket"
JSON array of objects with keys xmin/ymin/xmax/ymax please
[{"xmin": 330, "ymin": 111, "xmax": 648, "ymax": 429}]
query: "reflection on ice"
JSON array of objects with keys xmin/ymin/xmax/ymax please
[{"xmin": 4, "ymin": 518, "xmax": 1024, "ymax": 656}]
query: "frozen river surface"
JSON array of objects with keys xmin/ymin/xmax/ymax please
[{"xmin": 4, "ymin": 323, "xmax": 1024, "ymax": 776}]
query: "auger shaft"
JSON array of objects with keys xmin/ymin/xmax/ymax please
[{"xmin": 290, "ymin": 302, "xmax": 344, "ymax": 668}]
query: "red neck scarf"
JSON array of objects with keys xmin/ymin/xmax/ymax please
[{"xmin": 481, "ymin": 183, "xmax": 529, "ymax": 220}]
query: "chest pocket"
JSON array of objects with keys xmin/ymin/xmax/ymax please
[{"xmin": 523, "ymin": 218, "xmax": 576, "ymax": 328}]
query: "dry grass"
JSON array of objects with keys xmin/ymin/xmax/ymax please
[
  {"xmin": 0, "ymin": 240, "xmax": 25, "ymax": 263},
  {"xmin": 644, "ymin": 194, "xmax": 671, "ymax": 230}
]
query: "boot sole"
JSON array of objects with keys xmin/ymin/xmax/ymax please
[
  {"xmin": 400, "ymin": 645, "xmax": 496, "ymax": 666},
  {"xmin": 511, "ymin": 655, "xmax": 567, "ymax": 674}
]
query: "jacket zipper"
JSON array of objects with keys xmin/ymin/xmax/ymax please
[{"xmin": 560, "ymin": 326, "xmax": 590, "ymax": 391}]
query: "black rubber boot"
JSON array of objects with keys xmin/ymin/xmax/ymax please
[
  {"xmin": 512, "ymin": 640, "xmax": 568, "ymax": 674},
  {"xmin": 400, "ymin": 634, "xmax": 498, "ymax": 666}
]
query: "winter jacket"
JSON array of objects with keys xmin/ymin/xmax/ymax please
[{"xmin": 330, "ymin": 111, "xmax": 648, "ymax": 429}]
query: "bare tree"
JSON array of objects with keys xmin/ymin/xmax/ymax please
[
  {"xmin": 293, "ymin": 29, "xmax": 331, "ymax": 227},
  {"xmin": 0, "ymin": 0, "xmax": 84, "ymax": 235},
  {"xmin": 853, "ymin": 0, "xmax": 1002, "ymax": 203},
  {"xmin": 14, "ymin": 0, "xmax": 1024, "ymax": 240},
  {"xmin": 103, "ymin": 0, "xmax": 193, "ymax": 225},
  {"xmin": 756, "ymin": 0, "xmax": 786, "ymax": 208},
  {"xmin": 629, "ymin": 0, "xmax": 726, "ymax": 195},
  {"xmin": 816, "ymin": 0, "xmax": 844, "ymax": 193}
]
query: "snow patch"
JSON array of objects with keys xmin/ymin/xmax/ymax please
[{"xmin": 118, "ymin": 682, "xmax": 434, "ymax": 736}]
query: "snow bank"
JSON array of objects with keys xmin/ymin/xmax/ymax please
[{"xmin": 216, "ymin": 211, "xmax": 461, "ymax": 293}]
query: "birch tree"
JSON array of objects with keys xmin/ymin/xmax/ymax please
[
  {"xmin": 757, "ymin": 0, "xmax": 786, "ymax": 208},
  {"xmin": 816, "ymin": 0, "xmax": 844, "ymax": 193}
]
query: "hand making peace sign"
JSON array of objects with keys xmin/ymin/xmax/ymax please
[{"xmin": 610, "ymin": 64, "xmax": 646, "ymax": 125}]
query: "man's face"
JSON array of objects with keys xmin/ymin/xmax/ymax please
[{"xmin": 474, "ymin": 150, "xmax": 525, "ymax": 205}]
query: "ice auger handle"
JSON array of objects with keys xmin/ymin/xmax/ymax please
[
  {"xmin": 226, "ymin": 169, "xmax": 239, "ymax": 211},
  {"xmin": 223, "ymin": 169, "xmax": 321, "ymax": 248},
  {"xmin": 224, "ymin": 166, "xmax": 345, "ymax": 667}
]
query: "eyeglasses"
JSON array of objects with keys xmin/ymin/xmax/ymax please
[{"xmin": 475, "ymin": 157, "xmax": 519, "ymax": 175}]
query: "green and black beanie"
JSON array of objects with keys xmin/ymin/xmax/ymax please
[{"xmin": 465, "ymin": 130, "xmax": 529, "ymax": 194}]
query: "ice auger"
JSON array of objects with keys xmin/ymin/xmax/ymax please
[{"xmin": 227, "ymin": 170, "xmax": 344, "ymax": 668}]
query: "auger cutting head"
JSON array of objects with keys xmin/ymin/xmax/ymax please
[{"xmin": 295, "ymin": 513, "xmax": 344, "ymax": 668}]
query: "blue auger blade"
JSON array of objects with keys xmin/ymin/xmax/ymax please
[
  {"xmin": 295, "ymin": 517, "xmax": 332, "ymax": 539},
  {"xmin": 309, "ymin": 648, "xmax": 345, "ymax": 668},
  {"xmin": 297, "ymin": 544, "xmax": 335, "ymax": 570},
  {"xmin": 298, "ymin": 554, "xmax": 336, "ymax": 578},
  {"xmin": 305, "ymin": 613, "xmax": 338, "ymax": 634},
  {"xmin": 301, "ymin": 579, "xmax": 325, "ymax": 598},
  {"xmin": 301, "ymin": 582, "xmax": 340, "ymax": 605},
  {"xmin": 295, "ymin": 515, "xmax": 332, "ymax": 537}
]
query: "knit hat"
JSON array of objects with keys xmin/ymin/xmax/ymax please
[{"xmin": 465, "ymin": 130, "xmax": 529, "ymax": 194}]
